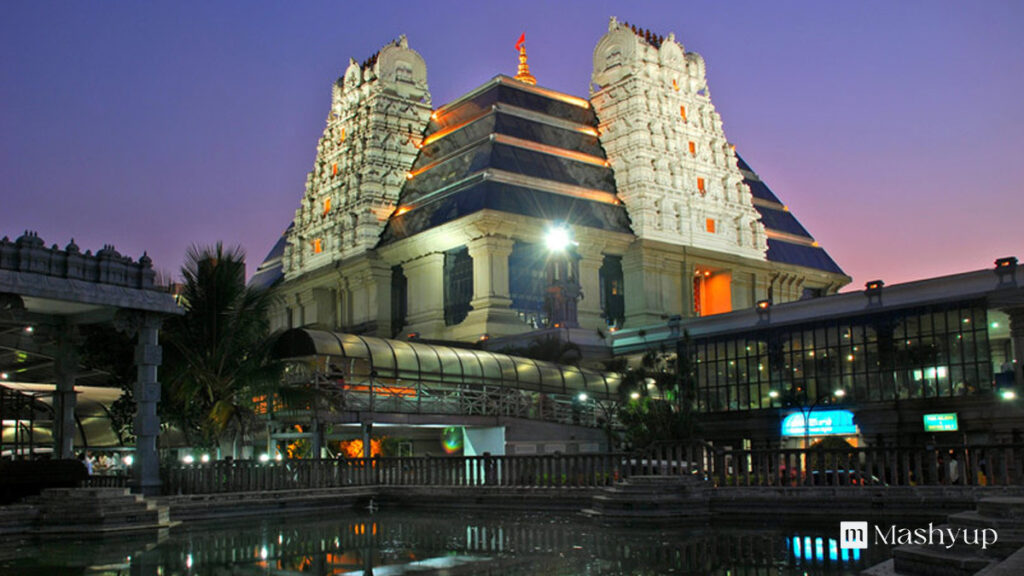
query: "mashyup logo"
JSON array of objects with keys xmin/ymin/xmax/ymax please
[{"xmin": 839, "ymin": 521, "xmax": 998, "ymax": 550}]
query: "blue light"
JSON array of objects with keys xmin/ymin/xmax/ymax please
[{"xmin": 781, "ymin": 410, "xmax": 857, "ymax": 436}]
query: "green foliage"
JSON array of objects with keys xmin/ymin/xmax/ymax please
[
  {"xmin": 161, "ymin": 243, "xmax": 281, "ymax": 449},
  {"xmin": 613, "ymin": 336, "xmax": 700, "ymax": 450},
  {"xmin": 78, "ymin": 324, "xmax": 136, "ymax": 444}
]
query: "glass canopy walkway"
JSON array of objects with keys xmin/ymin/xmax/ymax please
[{"xmin": 269, "ymin": 329, "xmax": 622, "ymax": 427}]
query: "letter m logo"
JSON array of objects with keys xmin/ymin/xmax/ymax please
[{"xmin": 841, "ymin": 521, "xmax": 869, "ymax": 549}]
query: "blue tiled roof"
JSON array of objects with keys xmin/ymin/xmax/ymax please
[
  {"xmin": 382, "ymin": 180, "xmax": 631, "ymax": 243},
  {"xmin": 766, "ymin": 239, "xmax": 844, "ymax": 275},
  {"xmin": 737, "ymin": 153, "xmax": 846, "ymax": 277},
  {"xmin": 756, "ymin": 206, "xmax": 811, "ymax": 238},
  {"xmin": 248, "ymin": 224, "xmax": 289, "ymax": 291},
  {"xmin": 380, "ymin": 79, "xmax": 628, "ymax": 245}
]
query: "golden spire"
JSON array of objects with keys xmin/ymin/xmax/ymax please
[{"xmin": 513, "ymin": 33, "xmax": 536, "ymax": 85}]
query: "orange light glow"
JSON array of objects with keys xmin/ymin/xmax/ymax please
[
  {"xmin": 338, "ymin": 438, "xmax": 383, "ymax": 459},
  {"xmin": 688, "ymin": 141, "xmax": 696, "ymax": 155},
  {"xmin": 680, "ymin": 105, "xmax": 687, "ymax": 122},
  {"xmin": 405, "ymin": 171, "xmax": 414, "ymax": 180},
  {"xmin": 697, "ymin": 177, "xmax": 705, "ymax": 193},
  {"xmin": 340, "ymin": 127, "xmax": 345, "ymax": 143},
  {"xmin": 672, "ymin": 78, "xmax": 680, "ymax": 91},
  {"xmin": 344, "ymin": 384, "xmax": 417, "ymax": 397},
  {"xmin": 431, "ymin": 111, "xmax": 440, "ymax": 120},
  {"xmin": 323, "ymin": 197, "xmax": 331, "ymax": 215},
  {"xmin": 706, "ymin": 218, "xmax": 716, "ymax": 233},
  {"xmin": 332, "ymin": 163, "xmax": 338, "ymax": 176},
  {"xmin": 394, "ymin": 206, "xmax": 409, "ymax": 216},
  {"xmin": 312, "ymin": 238, "xmax": 323, "ymax": 253}
]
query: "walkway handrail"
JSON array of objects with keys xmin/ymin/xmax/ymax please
[{"xmin": 162, "ymin": 442, "xmax": 1024, "ymax": 495}]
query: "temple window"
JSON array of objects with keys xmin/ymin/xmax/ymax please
[
  {"xmin": 599, "ymin": 255, "xmax": 625, "ymax": 328},
  {"xmin": 443, "ymin": 247, "xmax": 473, "ymax": 326}
]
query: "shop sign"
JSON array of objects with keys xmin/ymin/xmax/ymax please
[
  {"xmin": 781, "ymin": 410, "xmax": 857, "ymax": 436},
  {"xmin": 922, "ymin": 413, "xmax": 958, "ymax": 432}
]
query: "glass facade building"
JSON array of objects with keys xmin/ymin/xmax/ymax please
[{"xmin": 692, "ymin": 301, "xmax": 996, "ymax": 413}]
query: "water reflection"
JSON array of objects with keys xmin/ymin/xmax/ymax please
[{"xmin": 0, "ymin": 511, "xmax": 893, "ymax": 575}]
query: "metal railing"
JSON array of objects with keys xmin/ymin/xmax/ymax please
[
  {"xmin": 162, "ymin": 442, "xmax": 1024, "ymax": 495},
  {"xmin": 269, "ymin": 371, "xmax": 601, "ymax": 428}
]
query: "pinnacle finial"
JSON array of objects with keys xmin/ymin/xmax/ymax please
[{"xmin": 513, "ymin": 33, "xmax": 536, "ymax": 85}]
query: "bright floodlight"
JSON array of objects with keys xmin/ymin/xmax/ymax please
[
  {"xmin": 545, "ymin": 225, "xmax": 572, "ymax": 251},
  {"xmin": 182, "ymin": 454, "xmax": 194, "ymax": 464},
  {"xmin": 768, "ymin": 390, "xmax": 779, "ymax": 399},
  {"xmin": 834, "ymin": 389, "xmax": 846, "ymax": 398},
  {"xmin": 630, "ymin": 391, "xmax": 640, "ymax": 400},
  {"xmin": 258, "ymin": 453, "xmax": 271, "ymax": 463},
  {"xmin": 577, "ymin": 392, "xmax": 588, "ymax": 402},
  {"xmin": 1002, "ymin": 390, "xmax": 1017, "ymax": 401}
]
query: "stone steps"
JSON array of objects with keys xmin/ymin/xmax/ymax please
[
  {"xmin": 582, "ymin": 475, "xmax": 710, "ymax": 522},
  {"xmin": 22, "ymin": 487, "xmax": 175, "ymax": 534}
]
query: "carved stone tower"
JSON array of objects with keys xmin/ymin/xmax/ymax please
[
  {"xmin": 590, "ymin": 18, "xmax": 767, "ymax": 260},
  {"xmin": 283, "ymin": 36, "xmax": 432, "ymax": 279}
]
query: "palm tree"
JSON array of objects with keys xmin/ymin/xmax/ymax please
[
  {"xmin": 613, "ymin": 338, "xmax": 700, "ymax": 450},
  {"xmin": 162, "ymin": 243, "xmax": 281, "ymax": 457}
]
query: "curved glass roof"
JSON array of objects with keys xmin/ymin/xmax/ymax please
[{"xmin": 273, "ymin": 329, "xmax": 621, "ymax": 398}]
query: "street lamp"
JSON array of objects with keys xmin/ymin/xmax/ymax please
[
  {"xmin": 801, "ymin": 389, "xmax": 847, "ymax": 449},
  {"xmin": 545, "ymin": 224, "xmax": 575, "ymax": 252}
]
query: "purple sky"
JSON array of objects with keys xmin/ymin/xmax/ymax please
[{"xmin": 3, "ymin": 1, "xmax": 1022, "ymax": 290}]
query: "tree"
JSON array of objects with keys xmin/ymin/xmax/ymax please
[
  {"xmin": 613, "ymin": 336, "xmax": 700, "ymax": 450},
  {"xmin": 161, "ymin": 243, "xmax": 281, "ymax": 456}
]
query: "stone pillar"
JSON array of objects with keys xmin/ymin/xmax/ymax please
[
  {"xmin": 457, "ymin": 236, "xmax": 522, "ymax": 338},
  {"xmin": 622, "ymin": 242, "xmax": 665, "ymax": 327},
  {"xmin": 52, "ymin": 324, "xmax": 79, "ymax": 460},
  {"xmin": 365, "ymin": 259, "xmax": 393, "ymax": 338},
  {"xmin": 576, "ymin": 247, "xmax": 605, "ymax": 330},
  {"xmin": 1007, "ymin": 308, "xmax": 1024, "ymax": 389},
  {"xmin": 403, "ymin": 253, "xmax": 446, "ymax": 338},
  {"xmin": 133, "ymin": 314, "xmax": 163, "ymax": 496}
]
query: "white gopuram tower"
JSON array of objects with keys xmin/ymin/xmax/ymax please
[
  {"xmin": 591, "ymin": 18, "xmax": 767, "ymax": 260},
  {"xmin": 284, "ymin": 36, "xmax": 432, "ymax": 279}
]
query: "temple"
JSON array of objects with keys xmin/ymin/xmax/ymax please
[{"xmin": 252, "ymin": 19, "xmax": 849, "ymax": 356}]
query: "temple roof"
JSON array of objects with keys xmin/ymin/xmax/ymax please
[
  {"xmin": 379, "ymin": 76, "xmax": 632, "ymax": 245},
  {"xmin": 737, "ymin": 155, "xmax": 845, "ymax": 276}
]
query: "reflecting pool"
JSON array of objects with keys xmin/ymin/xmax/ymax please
[{"xmin": 0, "ymin": 510, "xmax": 896, "ymax": 575}]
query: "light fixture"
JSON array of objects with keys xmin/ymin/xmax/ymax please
[
  {"xmin": 865, "ymin": 280, "xmax": 884, "ymax": 293},
  {"xmin": 577, "ymin": 392, "xmax": 588, "ymax": 402},
  {"xmin": 768, "ymin": 390, "xmax": 779, "ymax": 399},
  {"xmin": 123, "ymin": 455, "xmax": 134, "ymax": 467},
  {"xmin": 995, "ymin": 256, "xmax": 1017, "ymax": 269},
  {"xmin": 630, "ymin": 391, "xmax": 640, "ymax": 400},
  {"xmin": 182, "ymin": 454, "xmax": 195, "ymax": 464},
  {"xmin": 1001, "ymin": 390, "xmax": 1017, "ymax": 401},
  {"xmin": 545, "ymin": 224, "xmax": 574, "ymax": 252},
  {"xmin": 0, "ymin": 372, "xmax": 8, "ymax": 380},
  {"xmin": 200, "ymin": 454, "xmax": 210, "ymax": 463},
  {"xmin": 24, "ymin": 326, "xmax": 33, "ymax": 334},
  {"xmin": 756, "ymin": 299, "xmax": 771, "ymax": 310},
  {"xmin": 258, "ymin": 453, "xmax": 271, "ymax": 463},
  {"xmin": 834, "ymin": 389, "xmax": 846, "ymax": 398}
]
